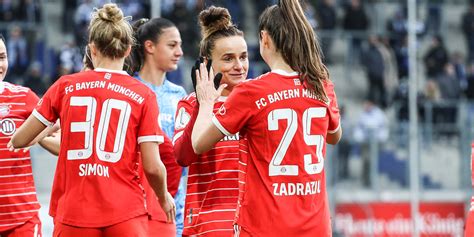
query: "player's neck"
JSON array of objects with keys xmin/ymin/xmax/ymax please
[
  {"xmin": 266, "ymin": 55, "xmax": 295, "ymax": 74},
  {"xmin": 139, "ymin": 64, "xmax": 166, "ymax": 86},
  {"xmin": 94, "ymin": 58, "xmax": 125, "ymax": 72}
]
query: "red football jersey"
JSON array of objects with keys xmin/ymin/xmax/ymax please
[
  {"xmin": 173, "ymin": 93, "xmax": 241, "ymax": 236},
  {"xmin": 0, "ymin": 82, "xmax": 40, "ymax": 232},
  {"xmin": 33, "ymin": 68, "xmax": 164, "ymax": 227},
  {"xmin": 213, "ymin": 70, "xmax": 340, "ymax": 236}
]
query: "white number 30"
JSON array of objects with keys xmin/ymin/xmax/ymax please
[{"xmin": 67, "ymin": 96, "xmax": 131, "ymax": 163}]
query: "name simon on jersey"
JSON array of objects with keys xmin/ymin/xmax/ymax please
[
  {"xmin": 79, "ymin": 163, "xmax": 110, "ymax": 178},
  {"xmin": 255, "ymin": 88, "xmax": 327, "ymax": 110},
  {"xmin": 64, "ymin": 80, "xmax": 145, "ymax": 104},
  {"xmin": 272, "ymin": 180, "xmax": 321, "ymax": 196}
]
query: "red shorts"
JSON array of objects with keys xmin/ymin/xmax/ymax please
[
  {"xmin": 148, "ymin": 220, "xmax": 175, "ymax": 237},
  {"xmin": 53, "ymin": 215, "xmax": 148, "ymax": 237},
  {"xmin": 0, "ymin": 213, "xmax": 42, "ymax": 237}
]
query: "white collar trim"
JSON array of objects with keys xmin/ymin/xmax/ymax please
[
  {"xmin": 271, "ymin": 69, "xmax": 298, "ymax": 76},
  {"xmin": 217, "ymin": 96, "xmax": 227, "ymax": 102},
  {"xmin": 0, "ymin": 81, "xmax": 4, "ymax": 94},
  {"xmin": 94, "ymin": 68, "xmax": 128, "ymax": 75}
]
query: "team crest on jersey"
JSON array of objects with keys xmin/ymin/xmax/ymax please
[
  {"xmin": 0, "ymin": 118, "xmax": 16, "ymax": 135},
  {"xmin": 104, "ymin": 73, "xmax": 112, "ymax": 80},
  {"xmin": 0, "ymin": 105, "xmax": 10, "ymax": 117},
  {"xmin": 218, "ymin": 104, "xmax": 226, "ymax": 116},
  {"xmin": 294, "ymin": 79, "xmax": 301, "ymax": 86}
]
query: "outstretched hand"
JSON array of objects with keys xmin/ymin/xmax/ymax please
[
  {"xmin": 194, "ymin": 62, "xmax": 226, "ymax": 106},
  {"xmin": 191, "ymin": 57, "xmax": 223, "ymax": 92}
]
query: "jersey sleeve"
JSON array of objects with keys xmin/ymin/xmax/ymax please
[
  {"xmin": 173, "ymin": 94, "xmax": 199, "ymax": 166},
  {"xmin": 212, "ymin": 83, "xmax": 253, "ymax": 136},
  {"xmin": 137, "ymin": 92, "xmax": 164, "ymax": 144},
  {"xmin": 325, "ymin": 80, "xmax": 340, "ymax": 134},
  {"xmin": 25, "ymin": 89, "xmax": 40, "ymax": 115},
  {"xmin": 33, "ymin": 79, "xmax": 62, "ymax": 127},
  {"xmin": 159, "ymin": 135, "xmax": 181, "ymax": 197}
]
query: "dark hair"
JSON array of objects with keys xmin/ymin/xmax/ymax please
[
  {"xmin": 128, "ymin": 18, "xmax": 176, "ymax": 74},
  {"xmin": 259, "ymin": 0, "xmax": 329, "ymax": 101},
  {"xmin": 198, "ymin": 6, "xmax": 243, "ymax": 58}
]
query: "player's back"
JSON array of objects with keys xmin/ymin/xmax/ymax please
[
  {"xmin": 222, "ymin": 71, "xmax": 338, "ymax": 236},
  {"xmin": 35, "ymin": 69, "xmax": 162, "ymax": 227}
]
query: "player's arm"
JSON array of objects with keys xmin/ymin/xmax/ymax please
[
  {"xmin": 140, "ymin": 142, "xmax": 176, "ymax": 223},
  {"xmin": 327, "ymin": 127, "xmax": 342, "ymax": 145},
  {"xmin": 159, "ymin": 135, "xmax": 181, "ymax": 197},
  {"xmin": 10, "ymin": 115, "xmax": 47, "ymax": 148},
  {"xmin": 173, "ymin": 99, "xmax": 199, "ymax": 166},
  {"xmin": 38, "ymin": 130, "xmax": 61, "ymax": 156},
  {"xmin": 191, "ymin": 63, "xmax": 226, "ymax": 154}
]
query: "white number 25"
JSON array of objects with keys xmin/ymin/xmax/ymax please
[{"xmin": 268, "ymin": 108, "xmax": 326, "ymax": 176}]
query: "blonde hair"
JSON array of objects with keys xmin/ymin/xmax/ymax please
[{"xmin": 88, "ymin": 3, "xmax": 134, "ymax": 59}]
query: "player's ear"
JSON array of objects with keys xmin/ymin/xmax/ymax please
[
  {"xmin": 143, "ymin": 40, "xmax": 155, "ymax": 54},
  {"xmin": 124, "ymin": 45, "xmax": 132, "ymax": 58},
  {"xmin": 89, "ymin": 43, "xmax": 97, "ymax": 56}
]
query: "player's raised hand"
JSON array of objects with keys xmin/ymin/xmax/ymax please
[
  {"xmin": 191, "ymin": 57, "xmax": 223, "ymax": 92},
  {"xmin": 159, "ymin": 191, "xmax": 176, "ymax": 223},
  {"xmin": 195, "ymin": 62, "xmax": 225, "ymax": 105}
]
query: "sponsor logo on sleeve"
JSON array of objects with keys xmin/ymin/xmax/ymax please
[{"xmin": 218, "ymin": 104, "xmax": 226, "ymax": 116}]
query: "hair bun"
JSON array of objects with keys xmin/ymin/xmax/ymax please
[
  {"xmin": 97, "ymin": 3, "xmax": 124, "ymax": 23},
  {"xmin": 199, "ymin": 6, "xmax": 233, "ymax": 39}
]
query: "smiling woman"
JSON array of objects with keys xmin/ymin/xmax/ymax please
[{"xmin": 172, "ymin": 6, "xmax": 248, "ymax": 237}]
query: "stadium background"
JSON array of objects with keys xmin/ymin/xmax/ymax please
[{"xmin": 3, "ymin": 0, "xmax": 472, "ymax": 236}]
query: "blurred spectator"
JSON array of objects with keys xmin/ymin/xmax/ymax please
[
  {"xmin": 336, "ymin": 105, "xmax": 352, "ymax": 181},
  {"xmin": 425, "ymin": 0, "xmax": 443, "ymax": 34},
  {"xmin": 120, "ymin": 0, "xmax": 146, "ymax": 20},
  {"xmin": 353, "ymin": 99, "xmax": 389, "ymax": 187},
  {"xmin": 0, "ymin": 0, "xmax": 15, "ymax": 22},
  {"xmin": 379, "ymin": 35, "xmax": 399, "ymax": 96},
  {"xmin": 164, "ymin": 0, "xmax": 201, "ymax": 58},
  {"xmin": 451, "ymin": 52, "xmax": 467, "ymax": 91},
  {"xmin": 316, "ymin": 0, "xmax": 337, "ymax": 64},
  {"xmin": 386, "ymin": 9, "xmax": 407, "ymax": 48},
  {"xmin": 343, "ymin": 0, "xmax": 369, "ymax": 66},
  {"xmin": 424, "ymin": 79, "xmax": 441, "ymax": 102},
  {"xmin": 74, "ymin": 0, "xmax": 95, "ymax": 47},
  {"xmin": 16, "ymin": 0, "xmax": 41, "ymax": 23},
  {"xmin": 435, "ymin": 63, "xmax": 460, "ymax": 126},
  {"xmin": 423, "ymin": 35, "xmax": 448, "ymax": 79},
  {"xmin": 63, "ymin": 0, "xmax": 79, "ymax": 32},
  {"xmin": 58, "ymin": 38, "xmax": 83, "ymax": 77},
  {"xmin": 255, "ymin": 0, "xmax": 277, "ymax": 16},
  {"xmin": 7, "ymin": 26, "xmax": 29, "ymax": 79},
  {"xmin": 463, "ymin": 2, "xmax": 474, "ymax": 62},
  {"xmin": 24, "ymin": 61, "xmax": 47, "ymax": 96},
  {"xmin": 465, "ymin": 62, "xmax": 474, "ymax": 100},
  {"xmin": 394, "ymin": 35, "xmax": 409, "ymax": 80},
  {"xmin": 362, "ymin": 35, "xmax": 386, "ymax": 108}
]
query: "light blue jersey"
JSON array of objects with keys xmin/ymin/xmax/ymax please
[{"xmin": 135, "ymin": 76, "xmax": 188, "ymax": 237}]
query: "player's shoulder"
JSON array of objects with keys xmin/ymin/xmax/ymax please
[
  {"xmin": 164, "ymin": 80, "xmax": 186, "ymax": 94},
  {"xmin": 180, "ymin": 92, "xmax": 197, "ymax": 104},
  {"xmin": 3, "ymin": 81, "xmax": 31, "ymax": 94}
]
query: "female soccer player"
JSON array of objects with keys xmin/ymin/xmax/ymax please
[
  {"xmin": 173, "ymin": 6, "xmax": 248, "ymax": 236},
  {"xmin": 11, "ymin": 4, "xmax": 175, "ymax": 237},
  {"xmin": 0, "ymin": 33, "xmax": 43, "ymax": 237},
  {"xmin": 129, "ymin": 17, "xmax": 187, "ymax": 236},
  {"xmin": 191, "ymin": 0, "xmax": 341, "ymax": 236}
]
